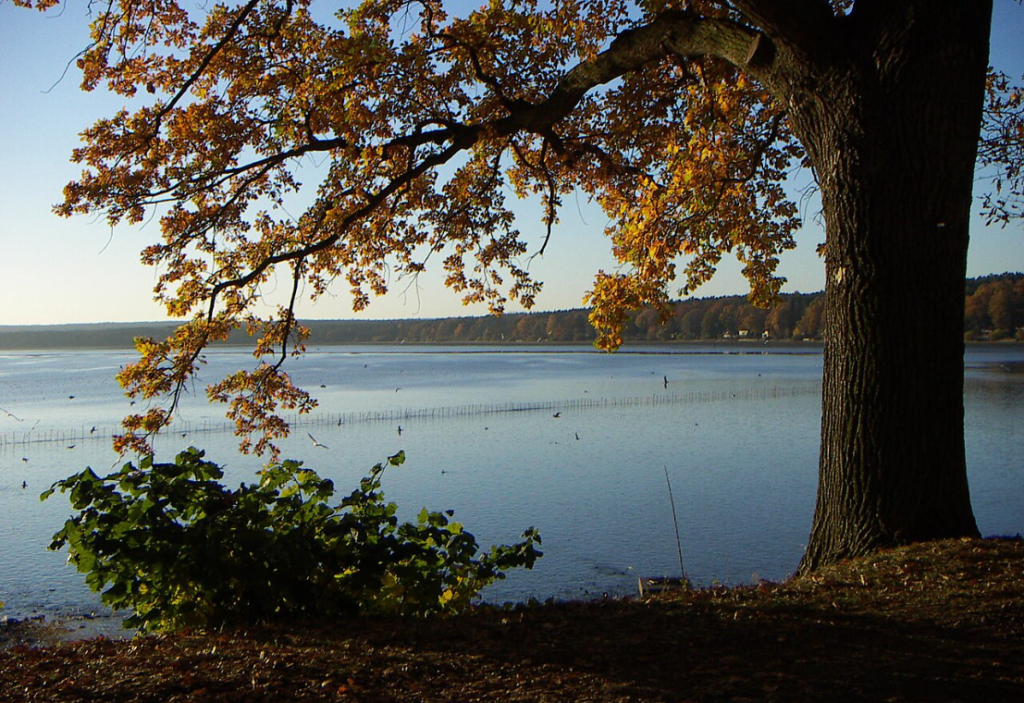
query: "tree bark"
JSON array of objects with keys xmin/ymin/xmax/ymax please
[{"xmin": 777, "ymin": 2, "xmax": 993, "ymax": 572}]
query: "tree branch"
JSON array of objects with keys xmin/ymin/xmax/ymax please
[
  {"xmin": 154, "ymin": 0, "xmax": 262, "ymax": 126},
  {"xmin": 206, "ymin": 132, "xmax": 479, "ymax": 308},
  {"xmin": 197, "ymin": 9, "xmax": 776, "ymax": 313},
  {"xmin": 492, "ymin": 11, "xmax": 764, "ymax": 134},
  {"xmin": 729, "ymin": 0, "xmax": 837, "ymax": 54}
]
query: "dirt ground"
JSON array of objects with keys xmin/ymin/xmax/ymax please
[{"xmin": 2, "ymin": 537, "xmax": 1022, "ymax": 702}]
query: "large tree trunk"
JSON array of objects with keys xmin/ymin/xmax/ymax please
[{"xmin": 783, "ymin": 3, "xmax": 993, "ymax": 572}]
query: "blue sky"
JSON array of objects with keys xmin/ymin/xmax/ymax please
[{"xmin": 1, "ymin": 1, "xmax": 1022, "ymax": 325}]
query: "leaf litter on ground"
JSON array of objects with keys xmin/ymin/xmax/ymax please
[{"xmin": 2, "ymin": 537, "xmax": 1022, "ymax": 702}]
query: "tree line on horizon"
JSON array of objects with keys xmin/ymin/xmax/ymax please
[
  {"xmin": 2, "ymin": 273, "xmax": 1021, "ymax": 350},
  {"xmin": 310, "ymin": 272, "xmax": 1021, "ymax": 345}
]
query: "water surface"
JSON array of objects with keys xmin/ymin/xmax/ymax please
[{"xmin": 1, "ymin": 343, "xmax": 1020, "ymax": 625}]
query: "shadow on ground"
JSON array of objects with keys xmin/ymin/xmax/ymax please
[{"xmin": 2, "ymin": 538, "xmax": 1022, "ymax": 702}]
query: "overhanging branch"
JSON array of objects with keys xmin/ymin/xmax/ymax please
[
  {"xmin": 195, "ymin": 9, "xmax": 776, "ymax": 319},
  {"xmin": 502, "ymin": 11, "xmax": 765, "ymax": 133}
]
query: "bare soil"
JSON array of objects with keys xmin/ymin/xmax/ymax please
[{"xmin": 2, "ymin": 537, "xmax": 1022, "ymax": 702}]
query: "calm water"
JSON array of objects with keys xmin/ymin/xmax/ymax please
[{"xmin": 1, "ymin": 343, "xmax": 1022, "ymax": 627}]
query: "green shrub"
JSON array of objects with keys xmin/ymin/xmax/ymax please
[{"xmin": 42, "ymin": 448, "xmax": 541, "ymax": 632}]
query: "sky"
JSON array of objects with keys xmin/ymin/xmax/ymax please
[{"xmin": 1, "ymin": 1, "xmax": 1023, "ymax": 326}]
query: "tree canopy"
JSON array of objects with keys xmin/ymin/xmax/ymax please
[
  {"xmin": 11, "ymin": 0, "xmax": 1021, "ymax": 464},
  {"xmin": 11, "ymin": 0, "xmax": 810, "ymax": 455}
]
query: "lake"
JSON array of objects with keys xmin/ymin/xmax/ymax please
[{"xmin": 1, "ymin": 343, "xmax": 1022, "ymax": 630}]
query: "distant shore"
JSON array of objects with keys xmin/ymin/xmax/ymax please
[
  {"xmin": 0, "ymin": 321, "xmax": 809, "ymax": 351},
  {"xmin": 3, "ymin": 321, "xmax": 1022, "ymax": 353},
  {"xmin": 5, "ymin": 274, "xmax": 1021, "ymax": 350}
]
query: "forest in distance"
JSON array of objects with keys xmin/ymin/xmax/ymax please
[{"xmin": 2, "ymin": 272, "xmax": 1022, "ymax": 350}]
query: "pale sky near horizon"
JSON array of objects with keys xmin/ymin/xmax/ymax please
[{"xmin": 1, "ymin": 1, "xmax": 1023, "ymax": 326}]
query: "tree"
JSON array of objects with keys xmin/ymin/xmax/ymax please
[
  {"xmin": 679, "ymin": 306, "xmax": 704, "ymax": 339},
  {"xmin": 988, "ymin": 281, "xmax": 1016, "ymax": 338},
  {"xmin": 700, "ymin": 300, "xmax": 726, "ymax": 339},
  {"xmin": 12, "ymin": 0, "xmax": 1018, "ymax": 571},
  {"xmin": 765, "ymin": 293, "xmax": 802, "ymax": 339},
  {"xmin": 964, "ymin": 281, "xmax": 996, "ymax": 338},
  {"xmin": 737, "ymin": 304, "xmax": 767, "ymax": 337},
  {"xmin": 792, "ymin": 295, "xmax": 823, "ymax": 340}
]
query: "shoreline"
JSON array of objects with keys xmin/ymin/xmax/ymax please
[{"xmin": 2, "ymin": 537, "xmax": 1022, "ymax": 701}]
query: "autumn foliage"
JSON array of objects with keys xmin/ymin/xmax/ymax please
[
  {"xmin": 10, "ymin": 0, "xmax": 1020, "ymax": 458},
  {"xmin": 981, "ymin": 69, "xmax": 1024, "ymax": 225},
  {"xmin": 9, "ymin": 0, "xmax": 809, "ymax": 455}
]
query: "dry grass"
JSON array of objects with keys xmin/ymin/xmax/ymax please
[{"xmin": 2, "ymin": 537, "xmax": 1022, "ymax": 702}]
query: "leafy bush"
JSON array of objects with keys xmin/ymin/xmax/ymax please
[{"xmin": 43, "ymin": 448, "xmax": 541, "ymax": 632}]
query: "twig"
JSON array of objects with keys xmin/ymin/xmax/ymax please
[{"xmin": 664, "ymin": 466, "xmax": 688, "ymax": 583}]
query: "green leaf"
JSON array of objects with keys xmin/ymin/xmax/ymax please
[{"xmin": 47, "ymin": 449, "xmax": 540, "ymax": 629}]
